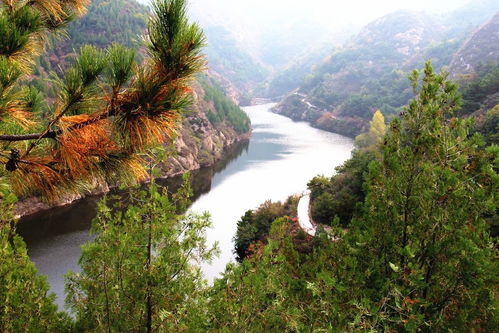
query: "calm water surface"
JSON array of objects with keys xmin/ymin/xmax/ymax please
[{"xmin": 18, "ymin": 103, "xmax": 353, "ymax": 309}]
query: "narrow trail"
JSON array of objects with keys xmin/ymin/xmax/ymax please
[{"xmin": 297, "ymin": 192, "xmax": 316, "ymax": 236}]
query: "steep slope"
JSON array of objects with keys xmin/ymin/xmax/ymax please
[
  {"xmin": 164, "ymin": 76, "xmax": 251, "ymax": 176},
  {"xmin": 260, "ymin": 24, "xmax": 357, "ymax": 100},
  {"xmin": 47, "ymin": 0, "xmax": 251, "ymax": 173},
  {"xmin": 17, "ymin": 0, "xmax": 251, "ymax": 216},
  {"xmin": 449, "ymin": 12, "xmax": 499, "ymax": 78},
  {"xmin": 449, "ymin": 14, "xmax": 499, "ymax": 147},
  {"xmin": 203, "ymin": 26, "xmax": 269, "ymax": 104},
  {"xmin": 274, "ymin": 10, "xmax": 451, "ymax": 137},
  {"xmin": 444, "ymin": 0, "xmax": 499, "ymax": 38}
]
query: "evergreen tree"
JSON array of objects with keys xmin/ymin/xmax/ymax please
[
  {"xmin": 209, "ymin": 218, "xmax": 307, "ymax": 332},
  {"xmin": 66, "ymin": 177, "xmax": 218, "ymax": 332},
  {"xmin": 0, "ymin": 0, "xmax": 205, "ymax": 201},
  {"xmin": 210, "ymin": 62, "xmax": 498, "ymax": 332},
  {"xmin": 0, "ymin": 0, "xmax": 208, "ymax": 329},
  {"xmin": 0, "ymin": 183, "xmax": 70, "ymax": 331},
  {"xmin": 341, "ymin": 62, "xmax": 498, "ymax": 330}
]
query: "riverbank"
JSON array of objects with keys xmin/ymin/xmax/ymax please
[
  {"xmin": 15, "ymin": 131, "xmax": 251, "ymax": 218},
  {"xmin": 19, "ymin": 103, "xmax": 353, "ymax": 308}
]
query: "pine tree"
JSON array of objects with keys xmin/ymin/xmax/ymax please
[
  {"xmin": 0, "ymin": 0, "xmax": 207, "ymax": 329},
  {"xmin": 208, "ymin": 217, "xmax": 307, "ymax": 332},
  {"xmin": 344, "ymin": 62, "xmax": 498, "ymax": 331},
  {"xmin": 0, "ymin": 0, "xmax": 205, "ymax": 201},
  {"xmin": 66, "ymin": 177, "xmax": 218, "ymax": 332},
  {"xmin": 0, "ymin": 186, "xmax": 71, "ymax": 330}
]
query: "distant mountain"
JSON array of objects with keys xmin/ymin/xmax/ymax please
[
  {"xmin": 187, "ymin": 0, "xmax": 356, "ymax": 100},
  {"xmin": 273, "ymin": 8, "xmax": 498, "ymax": 137},
  {"xmin": 449, "ymin": 12, "xmax": 499, "ymax": 78},
  {"xmin": 444, "ymin": 0, "xmax": 499, "ymax": 38},
  {"xmin": 203, "ymin": 26, "xmax": 269, "ymax": 103},
  {"xmin": 273, "ymin": 10, "xmax": 451, "ymax": 136}
]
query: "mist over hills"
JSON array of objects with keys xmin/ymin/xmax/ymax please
[
  {"xmin": 272, "ymin": 3, "xmax": 498, "ymax": 137},
  {"xmin": 75, "ymin": 0, "xmax": 498, "ymax": 131}
]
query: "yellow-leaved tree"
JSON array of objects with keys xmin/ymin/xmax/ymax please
[{"xmin": 354, "ymin": 109, "xmax": 386, "ymax": 150}]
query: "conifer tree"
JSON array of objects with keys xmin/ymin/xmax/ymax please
[
  {"xmin": 0, "ymin": 190, "xmax": 71, "ymax": 330},
  {"xmin": 343, "ymin": 62, "xmax": 498, "ymax": 331},
  {"xmin": 0, "ymin": 0, "xmax": 205, "ymax": 201},
  {"xmin": 0, "ymin": 0, "xmax": 207, "ymax": 329},
  {"xmin": 66, "ymin": 177, "xmax": 218, "ymax": 332}
]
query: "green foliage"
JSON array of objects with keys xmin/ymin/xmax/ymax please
[
  {"xmin": 459, "ymin": 61, "xmax": 499, "ymax": 116},
  {"xmin": 208, "ymin": 62, "xmax": 497, "ymax": 332},
  {"xmin": 199, "ymin": 75, "xmax": 251, "ymax": 134},
  {"xmin": 0, "ymin": 194, "xmax": 69, "ymax": 331},
  {"xmin": 339, "ymin": 62, "xmax": 498, "ymax": 330},
  {"xmin": 234, "ymin": 197, "xmax": 298, "ymax": 262},
  {"xmin": 106, "ymin": 44, "xmax": 136, "ymax": 88},
  {"xmin": 308, "ymin": 150, "xmax": 375, "ymax": 227},
  {"xmin": 477, "ymin": 105, "xmax": 499, "ymax": 146},
  {"xmin": 208, "ymin": 218, "xmax": 310, "ymax": 332},
  {"xmin": 29, "ymin": 0, "xmax": 149, "ymax": 99},
  {"xmin": 66, "ymin": 179, "xmax": 218, "ymax": 331},
  {"xmin": 62, "ymin": 0, "xmax": 149, "ymax": 53}
]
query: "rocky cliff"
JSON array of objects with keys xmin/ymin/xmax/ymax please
[
  {"xmin": 164, "ymin": 80, "xmax": 251, "ymax": 176},
  {"xmin": 15, "ymin": 77, "xmax": 251, "ymax": 217}
]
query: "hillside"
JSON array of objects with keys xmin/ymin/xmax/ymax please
[
  {"xmin": 203, "ymin": 26, "xmax": 269, "ymax": 104},
  {"xmin": 273, "ymin": 10, "xmax": 451, "ymax": 137},
  {"xmin": 449, "ymin": 12, "xmax": 499, "ymax": 78},
  {"xmin": 17, "ymin": 0, "xmax": 251, "ymax": 216},
  {"xmin": 51, "ymin": 0, "xmax": 250, "ymax": 172},
  {"xmin": 273, "ymin": 8, "xmax": 497, "ymax": 137}
]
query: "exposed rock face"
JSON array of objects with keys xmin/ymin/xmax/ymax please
[
  {"xmin": 164, "ymin": 81, "xmax": 250, "ymax": 176},
  {"xmin": 355, "ymin": 11, "xmax": 445, "ymax": 57},
  {"xmin": 15, "ymin": 80, "xmax": 251, "ymax": 217},
  {"xmin": 449, "ymin": 13, "xmax": 499, "ymax": 78}
]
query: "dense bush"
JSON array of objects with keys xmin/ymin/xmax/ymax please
[
  {"xmin": 234, "ymin": 196, "xmax": 299, "ymax": 261},
  {"xmin": 308, "ymin": 150, "xmax": 375, "ymax": 227}
]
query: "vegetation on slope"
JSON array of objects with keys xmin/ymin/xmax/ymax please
[
  {"xmin": 0, "ymin": 0, "xmax": 496, "ymax": 331},
  {"xmin": 198, "ymin": 75, "xmax": 251, "ymax": 134},
  {"xmin": 226, "ymin": 62, "xmax": 497, "ymax": 331},
  {"xmin": 203, "ymin": 26, "xmax": 269, "ymax": 95},
  {"xmin": 274, "ymin": 9, "xmax": 498, "ymax": 138},
  {"xmin": 234, "ymin": 196, "xmax": 299, "ymax": 262}
]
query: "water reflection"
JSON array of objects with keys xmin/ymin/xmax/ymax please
[
  {"xmin": 18, "ymin": 103, "xmax": 353, "ymax": 308},
  {"xmin": 17, "ymin": 139, "xmax": 249, "ymax": 309}
]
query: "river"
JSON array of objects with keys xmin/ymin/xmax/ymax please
[{"xmin": 18, "ymin": 103, "xmax": 353, "ymax": 309}]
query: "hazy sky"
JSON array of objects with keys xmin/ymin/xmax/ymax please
[
  {"xmin": 187, "ymin": 0, "xmax": 473, "ymax": 28},
  {"xmin": 138, "ymin": 0, "xmax": 476, "ymax": 24}
]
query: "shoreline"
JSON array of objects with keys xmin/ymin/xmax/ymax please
[{"xmin": 15, "ymin": 133, "xmax": 251, "ymax": 219}]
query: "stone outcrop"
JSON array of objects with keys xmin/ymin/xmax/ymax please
[{"xmin": 15, "ymin": 80, "xmax": 251, "ymax": 217}]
